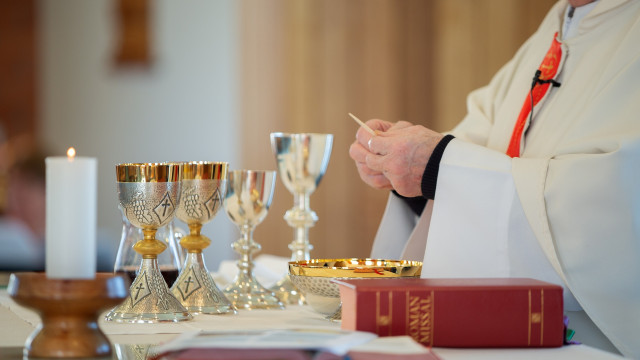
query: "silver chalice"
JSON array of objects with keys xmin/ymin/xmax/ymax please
[
  {"xmin": 269, "ymin": 133, "xmax": 333, "ymax": 305},
  {"xmin": 223, "ymin": 170, "xmax": 284, "ymax": 310},
  {"xmin": 105, "ymin": 163, "xmax": 192, "ymax": 323},
  {"xmin": 171, "ymin": 161, "xmax": 236, "ymax": 315}
]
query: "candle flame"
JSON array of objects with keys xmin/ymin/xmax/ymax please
[{"xmin": 67, "ymin": 147, "xmax": 76, "ymax": 159}]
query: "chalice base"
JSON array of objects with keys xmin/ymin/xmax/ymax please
[
  {"xmin": 7, "ymin": 273, "xmax": 128, "ymax": 358},
  {"xmin": 224, "ymin": 274, "xmax": 285, "ymax": 310},
  {"xmin": 306, "ymin": 295, "xmax": 341, "ymax": 322},
  {"xmin": 304, "ymin": 292, "xmax": 342, "ymax": 322},
  {"xmin": 326, "ymin": 304, "xmax": 342, "ymax": 322},
  {"xmin": 115, "ymin": 344, "xmax": 158, "ymax": 360},
  {"xmin": 269, "ymin": 275, "xmax": 305, "ymax": 306},
  {"xmin": 105, "ymin": 258, "xmax": 192, "ymax": 323},
  {"xmin": 171, "ymin": 253, "xmax": 237, "ymax": 315}
]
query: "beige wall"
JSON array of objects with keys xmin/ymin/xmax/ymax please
[
  {"xmin": 240, "ymin": 0, "xmax": 557, "ymax": 260},
  {"xmin": 40, "ymin": 0, "xmax": 240, "ymax": 269}
]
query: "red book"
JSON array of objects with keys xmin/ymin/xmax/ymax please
[{"xmin": 335, "ymin": 278, "xmax": 564, "ymax": 348}]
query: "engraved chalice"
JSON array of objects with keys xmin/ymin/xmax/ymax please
[
  {"xmin": 223, "ymin": 170, "xmax": 284, "ymax": 310},
  {"xmin": 269, "ymin": 133, "xmax": 333, "ymax": 305},
  {"xmin": 171, "ymin": 161, "xmax": 236, "ymax": 315},
  {"xmin": 114, "ymin": 213, "xmax": 184, "ymax": 288},
  {"xmin": 105, "ymin": 163, "xmax": 192, "ymax": 323}
]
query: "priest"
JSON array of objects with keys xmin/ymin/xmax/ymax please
[{"xmin": 349, "ymin": 0, "xmax": 640, "ymax": 357}]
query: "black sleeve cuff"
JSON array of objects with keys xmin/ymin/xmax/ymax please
[
  {"xmin": 392, "ymin": 191, "xmax": 427, "ymax": 216},
  {"xmin": 421, "ymin": 134, "xmax": 455, "ymax": 200}
]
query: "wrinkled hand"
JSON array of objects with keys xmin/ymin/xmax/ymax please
[
  {"xmin": 349, "ymin": 119, "xmax": 444, "ymax": 197},
  {"xmin": 349, "ymin": 119, "xmax": 397, "ymax": 190}
]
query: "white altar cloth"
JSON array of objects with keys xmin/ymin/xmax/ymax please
[{"xmin": 0, "ymin": 287, "xmax": 625, "ymax": 360}]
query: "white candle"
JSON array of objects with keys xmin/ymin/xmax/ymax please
[{"xmin": 45, "ymin": 148, "xmax": 97, "ymax": 279}]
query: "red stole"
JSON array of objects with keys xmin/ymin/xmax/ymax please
[{"xmin": 506, "ymin": 33, "xmax": 562, "ymax": 158}]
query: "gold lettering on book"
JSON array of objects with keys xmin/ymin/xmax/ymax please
[
  {"xmin": 376, "ymin": 292, "xmax": 394, "ymax": 335},
  {"xmin": 407, "ymin": 292, "xmax": 434, "ymax": 346},
  {"xmin": 531, "ymin": 312, "xmax": 542, "ymax": 323},
  {"xmin": 528, "ymin": 289, "xmax": 545, "ymax": 346}
]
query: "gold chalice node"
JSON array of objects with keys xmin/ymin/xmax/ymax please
[
  {"xmin": 223, "ymin": 170, "xmax": 284, "ymax": 310},
  {"xmin": 105, "ymin": 163, "xmax": 192, "ymax": 323},
  {"xmin": 289, "ymin": 259, "xmax": 422, "ymax": 321},
  {"xmin": 171, "ymin": 161, "xmax": 236, "ymax": 315}
]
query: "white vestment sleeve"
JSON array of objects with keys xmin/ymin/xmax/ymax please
[
  {"xmin": 422, "ymin": 140, "xmax": 513, "ymax": 277},
  {"xmin": 370, "ymin": 193, "xmax": 418, "ymax": 260},
  {"xmin": 423, "ymin": 138, "xmax": 581, "ymax": 305},
  {"xmin": 400, "ymin": 201, "xmax": 433, "ymax": 262}
]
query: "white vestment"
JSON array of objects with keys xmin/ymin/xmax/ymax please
[{"xmin": 371, "ymin": 0, "xmax": 640, "ymax": 357}]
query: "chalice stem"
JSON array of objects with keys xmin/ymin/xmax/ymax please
[
  {"xmin": 296, "ymin": 192, "xmax": 309, "ymax": 210},
  {"xmin": 235, "ymin": 225, "xmax": 259, "ymax": 279},
  {"xmin": 225, "ymin": 222, "xmax": 282, "ymax": 310},
  {"xmin": 288, "ymin": 193, "xmax": 316, "ymax": 261},
  {"xmin": 292, "ymin": 227, "xmax": 310, "ymax": 261}
]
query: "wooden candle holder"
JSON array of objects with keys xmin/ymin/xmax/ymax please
[{"xmin": 8, "ymin": 273, "xmax": 128, "ymax": 358}]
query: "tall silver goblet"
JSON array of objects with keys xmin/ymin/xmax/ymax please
[
  {"xmin": 223, "ymin": 170, "xmax": 284, "ymax": 310},
  {"xmin": 105, "ymin": 163, "xmax": 192, "ymax": 323},
  {"xmin": 269, "ymin": 133, "xmax": 333, "ymax": 304},
  {"xmin": 171, "ymin": 161, "xmax": 236, "ymax": 315}
]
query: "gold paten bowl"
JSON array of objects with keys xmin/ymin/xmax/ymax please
[{"xmin": 289, "ymin": 259, "xmax": 422, "ymax": 319}]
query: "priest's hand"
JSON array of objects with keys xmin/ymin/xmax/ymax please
[
  {"xmin": 349, "ymin": 119, "xmax": 444, "ymax": 197},
  {"xmin": 349, "ymin": 119, "xmax": 396, "ymax": 191}
]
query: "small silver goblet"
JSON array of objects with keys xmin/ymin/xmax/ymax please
[
  {"xmin": 105, "ymin": 163, "xmax": 192, "ymax": 323},
  {"xmin": 269, "ymin": 133, "xmax": 333, "ymax": 305},
  {"xmin": 223, "ymin": 170, "xmax": 284, "ymax": 310},
  {"xmin": 171, "ymin": 161, "xmax": 236, "ymax": 315}
]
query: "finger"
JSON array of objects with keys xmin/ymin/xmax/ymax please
[
  {"xmin": 356, "ymin": 164, "xmax": 392, "ymax": 189},
  {"xmin": 366, "ymin": 135, "xmax": 392, "ymax": 156},
  {"xmin": 365, "ymin": 152, "xmax": 387, "ymax": 172},
  {"xmin": 357, "ymin": 162, "xmax": 382, "ymax": 176},
  {"xmin": 366, "ymin": 174, "xmax": 393, "ymax": 190},
  {"xmin": 376, "ymin": 122, "xmax": 413, "ymax": 137},
  {"xmin": 348, "ymin": 142, "xmax": 369, "ymax": 163},
  {"xmin": 365, "ymin": 119, "xmax": 394, "ymax": 133},
  {"xmin": 355, "ymin": 127, "xmax": 375, "ymax": 148},
  {"xmin": 388, "ymin": 121, "xmax": 414, "ymax": 131}
]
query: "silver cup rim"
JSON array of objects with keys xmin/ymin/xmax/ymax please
[{"xmin": 228, "ymin": 169, "xmax": 276, "ymax": 174}]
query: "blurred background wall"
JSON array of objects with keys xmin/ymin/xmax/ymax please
[
  {"xmin": 0, "ymin": 0, "xmax": 555, "ymax": 272},
  {"xmin": 241, "ymin": 0, "xmax": 556, "ymax": 260}
]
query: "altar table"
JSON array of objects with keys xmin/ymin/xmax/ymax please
[{"xmin": 0, "ymin": 286, "xmax": 625, "ymax": 360}]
